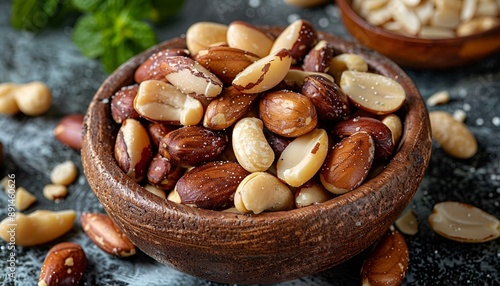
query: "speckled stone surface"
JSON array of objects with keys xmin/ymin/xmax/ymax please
[{"xmin": 0, "ymin": 0, "xmax": 499, "ymax": 285}]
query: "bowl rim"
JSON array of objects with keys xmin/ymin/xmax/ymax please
[{"xmin": 336, "ymin": 0, "xmax": 500, "ymax": 45}]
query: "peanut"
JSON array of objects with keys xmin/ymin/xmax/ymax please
[
  {"xmin": 14, "ymin": 81, "xmax": 52, "ymax": 116},
  {"xmin": 185, "ymin": 22, "xmax": 229, "ymax": 55},
  {"xmin": 43, "ymin": 184, "xmax": 69, "ymax": 201},
  {"xmin": 276, "ymin": 128, "xmax": 329, "ymax": 187},
  {"xmin": 234, "ymin": 172, "xmax": 294, "ymax": 214},
  {"xmin": 0, "ymin": 83, "xmax": 21, "ymax": 115},
  {"xmin": 50, "ymin": 160, "xmax": 78, "ymax": 186},
  {"xmin": 429, "ymin": 111, "xmax": 477, "ymax": 158},
  {"xmin": 226, "ymin": 21, "xmax": 274, "ymax": 57}
]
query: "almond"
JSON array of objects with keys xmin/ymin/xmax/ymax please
[
  {"xmin": 302, "ymin": 40, "xmax": 333, "ymax": 73},
  {"xmin": 110, "ymin": 84, "xmax": 140, "ymax": 124},
  {"xmin": 361, "ymin": 228, "xmax": 409, "ymax": 286},
  {"xmin": 80, "ymin": 212, "xmax": 136, "ymax": 257},
  {"xmin": 175, "ymin": 161, "xmax": 250, "ymax": 210},
  {"xmin": 193, "ymin": 46, "xmax": 260, "ymax": 85},
  {"xmin": 320, "ymin": 131, "xmax": 375, "ymax": 194},
  {"xmin": 53, "ymin": 114, "xmax": 85, "ymax": 150},
  {"xmin": 259, "ymin": 90, "xmax": 318, "ymax": 137},
  {"xmin": 134, "ymin": 48, "xmax": 190, "ymax": 83},
  {"xmin": 38, "ymin": 242, "xmax": 86, "ymax": 286},
  {"xmin": 301, "ymin": 74, "xmax": 350, "ymax": 121},
  {"xmin": 203, "ymin": 86, "xmax": 259, "ymax": 130},
  {"xmin": 332, "ymin": 116, "xmax": 395, "ymax": 159},
  {"xmin": 159, "ymin": 125, "xmax": 227, "ymax": 168},
  {"xmin": 147, "ymin": 153, "xmax": 184, "ymax": 190}
]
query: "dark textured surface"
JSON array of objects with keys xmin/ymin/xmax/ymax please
[{"xmin": 0, "ymin": 0, "xmax": 499, "ymax": 285}]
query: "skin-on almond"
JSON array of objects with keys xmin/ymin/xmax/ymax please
[
  {"xmin": 332, "ymin": 116, "xmax": 395, "ymax": 159},
  {"xmin": 203, "ymin": 86, "xmax": 259, "ymax": 130},
  {"xmin": 259, "ymin": 90, "xmax": 318, "ymax": 137},
  {"xmin": 147, "ymin": 153, "xmax": 184, "ymax": 190},
  {"xmin": 194, "ymin": 46, "xmax": 260, "ymax": 85},
  {"xmin": 38, "ymin": 242, "xmax": 86, "ymax": 286},
  {"xmin": 80, "ymin": 212, "xmax": 136, "ymax": 257},
  {"xmin": 134, "ymin": 48, "xmax": 190, "ymax": 83},
  {"xmin": 301, "ymin": 74, "xmax": 350, "ymax": 121},
  {"xmin": 159, "ymin": 125, "xmax": 227, "ymax": 168},
  {"xmin": 320, "ymin": 131, "xmax": 375, "ymax": 194},
  {"xmin": 302, "ymin": 40, "xmax": 333, "ymax": 73},
  {"xmin": 175, "ymin": 161, "xmax": 250, "ymax": 210},
  {"xmin": 53, "ymin": 113, "xmax": 85, "ymax": 150},
  {"xmin": 361, "ymin": 228, "xmax": 409, "ymax": 286},
  {"xmin": 110, "ymin": 84, "xmax": 140, "ymax": 124}
]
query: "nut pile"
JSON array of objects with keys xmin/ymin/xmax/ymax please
[
  {"xmin": 110, "ymin": 19, "xmax": 407, "ymax": 214},
  {"xmin": 352, "ymin": 0, "xmax": 500, "ymax": 38}
]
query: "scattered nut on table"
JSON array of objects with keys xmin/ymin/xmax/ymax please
[
  {"xmin": 428, "ymin": 201, "xmax": 500, "ymax": 243},
  {"xmin": 429, "ymin": 110, "xmax": 477, "ymax": 159},
  {"xmin": 80, "ymin": 212, "xmax": 136, "ymax": 257},
  {"xmin": 38, "ymin": 242, "xmax": 86, "ymax": 286},
  {"xmin": 50, "ymin": 160, "xmax": 78, "ymax": 186},
  {"xmin": 0, "ymin": 209, "xmax": 76, "ymax": 246},
  {"xmin": 0, "ymin": 81, "xmax": 52, "ymax": 116},
  {"xmin": 53, "ymin": 114, "xmax": 85, "ymax": 150},
  {"xmin": 361, "ymin": 228, "xmax": 409, "ymax": 286},
  {"xmin": 14, "ymin": 186, "xmax": 37, "ymax": 211}
]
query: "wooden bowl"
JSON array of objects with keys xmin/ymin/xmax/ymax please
[
  {"xmin": 336, "ymin": 0, "xmax": 500, "ymax": 69},
  {"xmin": 81, "ymin": 27, "xmax": 432, "ymax": 284}
]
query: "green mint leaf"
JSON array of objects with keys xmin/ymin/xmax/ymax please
[
  {"xmin": 71, "ymin": 14, "xmax": 104, "ymax": 59},
  {"xmin": 70, "ymin": 0, "xmax": 105, "ymax": 13},
  {"xmin": 100, "ymin": 17, "xmax": 156, "ymax": 73},
  {"xmin": 11, "ymin": 0, "xmax": 62, "ymax": 32}
]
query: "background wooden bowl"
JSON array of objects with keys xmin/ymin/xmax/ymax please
[
  {"xmin": 336, "ymin": 0, "xmax": 500, "ymax": 69},
  {"xmin": 81, "ymin": 27, "xmax": 432, "ymax": 284}
]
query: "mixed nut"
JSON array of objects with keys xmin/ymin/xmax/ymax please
[{"xmin": 109, "ymin": 19, "xmax": 408, "ymax": 213}]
